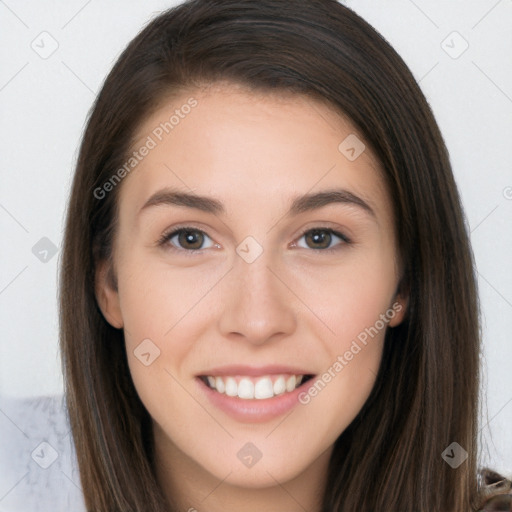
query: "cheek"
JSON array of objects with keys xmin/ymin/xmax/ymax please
[
  {"xmin": 118, "ymin": 259, "xmax": 212, "ymax": 440},
  {"xmin": 298, "ymin": 276, "xmax": 391, "ymax": 436},
  {"xmin": 301, "ymin": 347, "xmax": 383, "ymax": 440},
  {"xmin": 291, "ymin": 250, "xmax": 397, "ymax": 344},
  {"xmin": 289, "ymin": 250, "xmax": 395, "ymax": 415},
  {"xmin": 116, "ymin": 252, "xmax": 228, "ymax": 401},
  {"xmin": 116, "ymin": 250, "xmax": 227, "ymax": 343}
]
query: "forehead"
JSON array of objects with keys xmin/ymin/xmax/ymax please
[{"xmin": 118, "ymin": 83, "xmax": 390, "ymax": 224}]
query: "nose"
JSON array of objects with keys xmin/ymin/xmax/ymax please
[{"xmin": 217, "ymin": 252, "xmax": 297, "ymax": 346}]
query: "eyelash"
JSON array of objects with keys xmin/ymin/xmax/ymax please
[{"xmin": 156, "ymin": 225, "xmax": 351, "ymax": 254}]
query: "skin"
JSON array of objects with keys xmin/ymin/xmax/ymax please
[{"xmin": 95, "ymin": 82, "xmax": 408, "ymax": 512}]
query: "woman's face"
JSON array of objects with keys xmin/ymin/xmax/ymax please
[{"xmin": 96, "ymin": 82, "xmax": 407, "ymax": 491}]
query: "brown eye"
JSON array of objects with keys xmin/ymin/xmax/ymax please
[
  {"xmin": 161, "ymin": 228, "xmax": 214, "ymax": 251},
  {"xmin": 296, "ymin": 228, "xmax": 349, "ymax": 250},
  {"xmin": 177, "ymin": 230, "xmax": 204, "ymax": 249},
  {"xmin": 305, "ymin": 229, "xmax": 332, "ymax": 249}
]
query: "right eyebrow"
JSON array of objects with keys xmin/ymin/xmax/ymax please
[{"xmin": 139, "ymin": 188, "xmax": 225, "ymax": 216}]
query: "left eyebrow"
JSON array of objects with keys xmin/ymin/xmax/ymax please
[
  {"xmin": 289, "ymin": 189, "xmax": 376, "ymax": 219},
  {"xmin": 138, "ymin": 187, "xmax": 377, "ymax": 219}
]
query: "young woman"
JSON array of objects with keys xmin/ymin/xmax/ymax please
[{"xmin": 59, "ymin": 1, "xmax": 511, "ymax": 510}]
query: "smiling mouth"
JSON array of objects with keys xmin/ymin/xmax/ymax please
[{"xmin": 198, "ymin": 374, "xmax": 315, "ymax": 400}]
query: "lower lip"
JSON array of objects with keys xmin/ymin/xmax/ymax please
[{"xmin": 196, "ymin": 376, "xmax": 315, "ymax": 424}]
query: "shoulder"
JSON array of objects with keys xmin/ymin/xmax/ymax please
[{"xmin": 477, "ymin": 467, "xmax": 512, "ymax": 511}]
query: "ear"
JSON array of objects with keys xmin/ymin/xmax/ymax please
[
  {"xmin": 94, "ymin": 260, "xmax": 124, "ymax": 329},
  {"xmin": 387, "ymin": 281, "xmax": 409, "ymax": 328}
]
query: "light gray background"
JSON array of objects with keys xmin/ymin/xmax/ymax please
[{"xmin": 0, "ymin": 0, "xmax": 511, "ymax": 495}]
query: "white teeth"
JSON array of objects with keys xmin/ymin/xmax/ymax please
[
  {"xmin": 286, "ymin": 375, "xmax": 296, "ymax": 392},
  {"xmin": 254, "ymin": 377, "xmax": 274, "ymax": 399},
  {"xmin": 273, "ymin": 376, "xmax": 286, "ymax": 395},
  {"xmin": 225, "ymin": 377, "xmax": 238, "ymax": 397},
  {"xmin": 204, "ymin": 374, "xmax": 307, "ymax": 400},
  {"xmin": 215, "ymin": 376, "xmax": 225, "ymax": 394},
  {"xmin": 238, "ymin": 378, "xmax": 254, "ymax": 399}
]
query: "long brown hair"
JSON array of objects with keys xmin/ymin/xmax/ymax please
[{"xmin": 59, "ymin": 1, "xmax": 484, "ymax": 510}]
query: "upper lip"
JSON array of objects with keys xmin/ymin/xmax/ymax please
[{"xmin": 197, "ymin": 365, "xmax": 315, "ymax": 377}]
